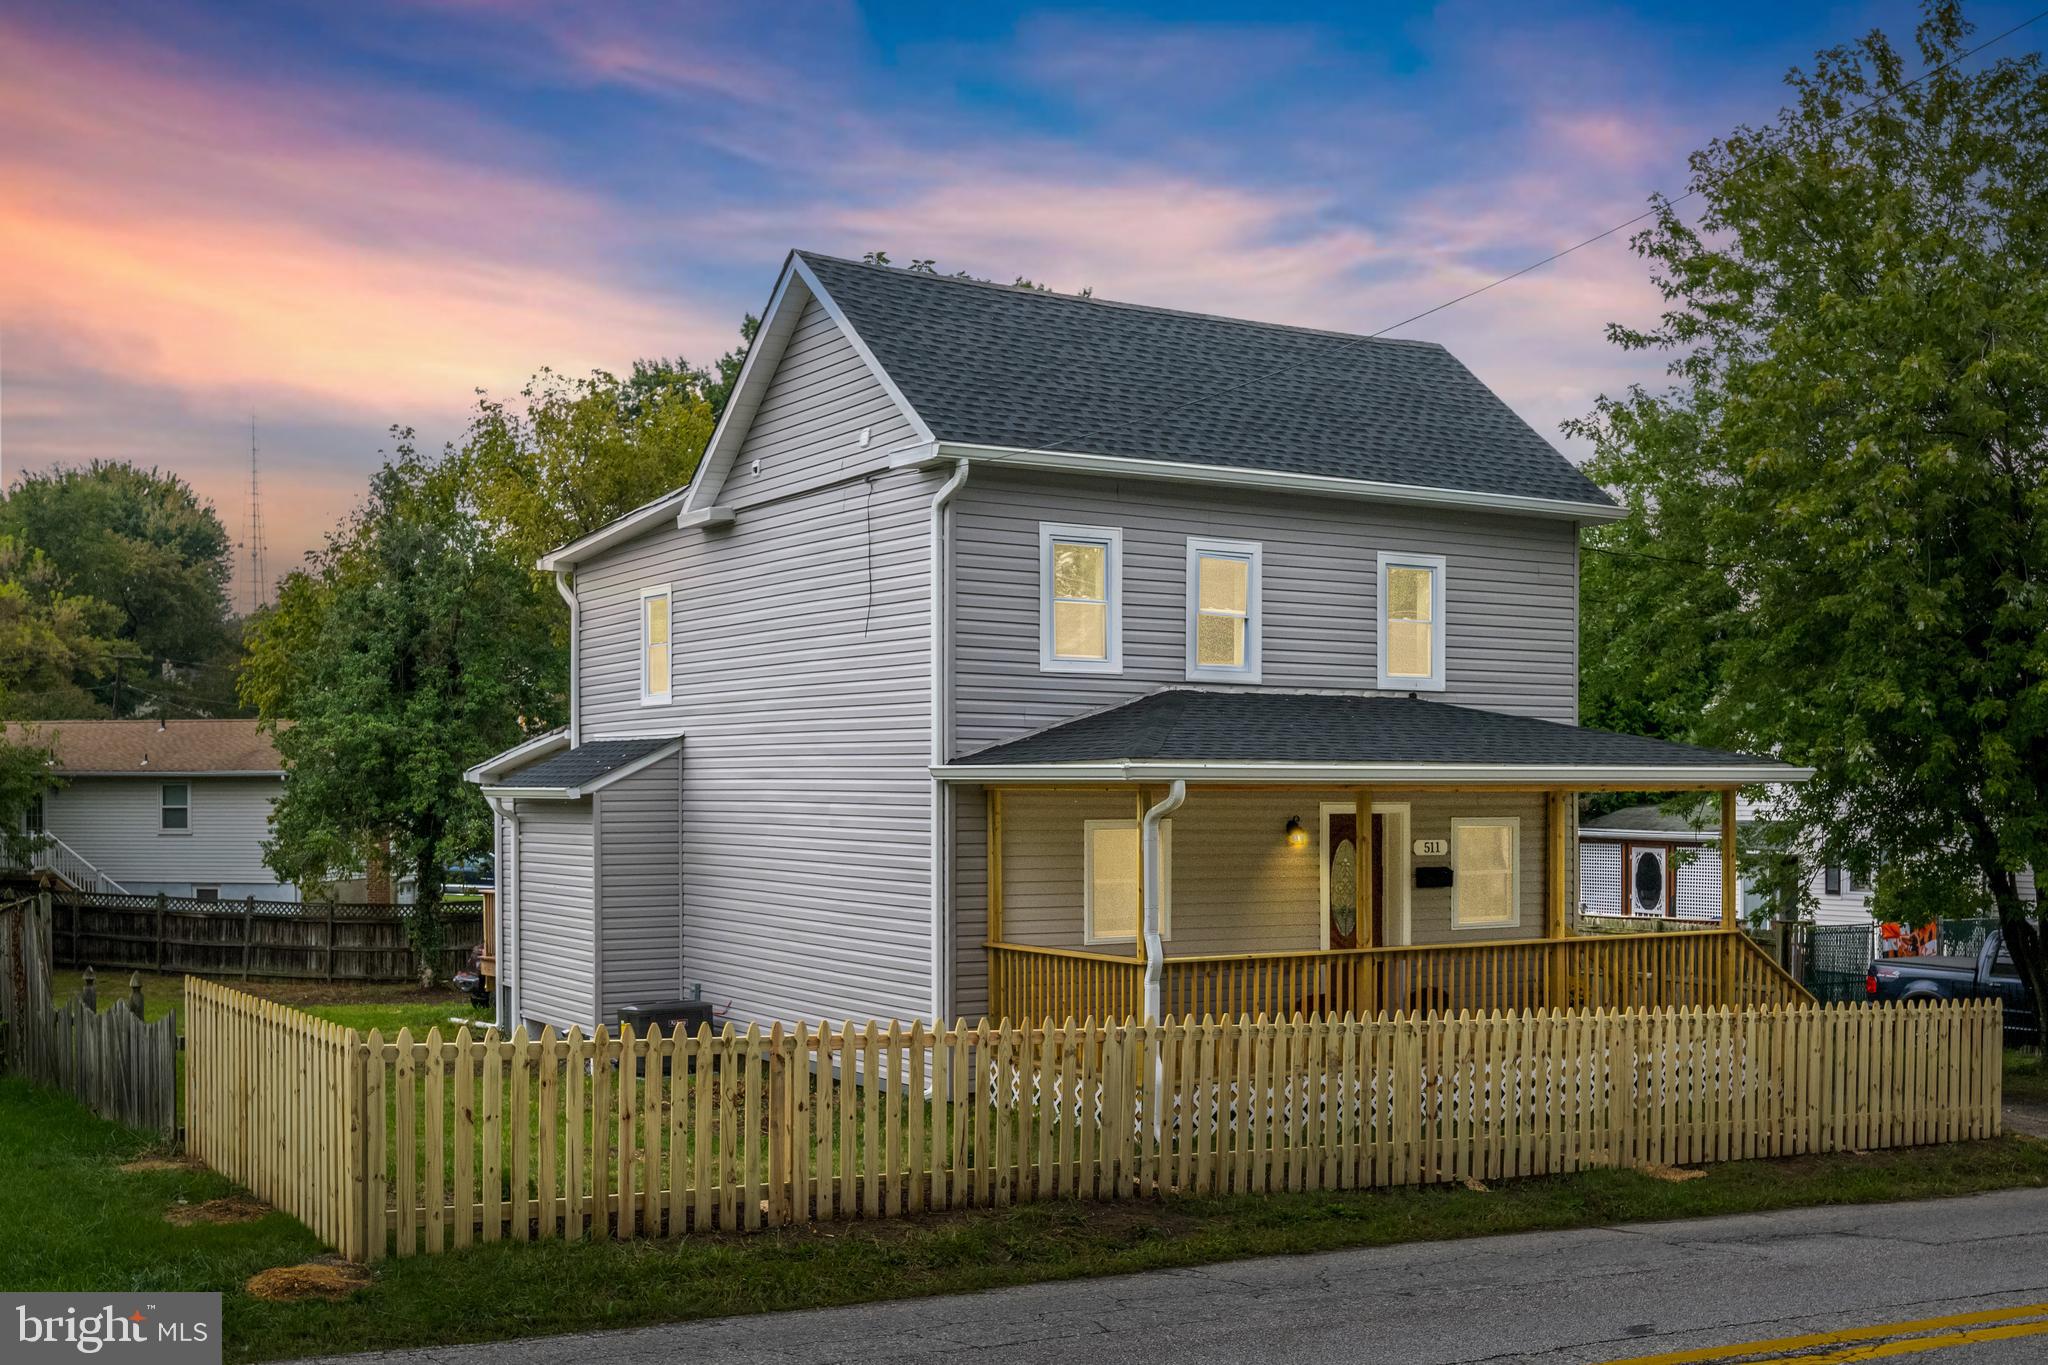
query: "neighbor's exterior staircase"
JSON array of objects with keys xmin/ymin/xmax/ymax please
[{"xmin": 26, "ymin": 834, "xmax": 130, "ymax": 894}]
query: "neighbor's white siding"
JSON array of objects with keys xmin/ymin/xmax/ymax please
[
  {"xmin": 516, "ymin": 800, "xmax": 596, "ymax": 1032},
  {"xmin": 37, "ymin": 776, "xmax": 293, "ymax": 899},
  {"xmin": 950, "ymin": 469, "xmax": 1581, "ymax": 753},
  {"xmin": 596, "ymin": 753, "xmax": 684, "ymax": 1019}
]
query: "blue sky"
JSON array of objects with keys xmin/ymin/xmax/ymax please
[{"xmin": 0, "ymin": 0, "xmax": 2028, "ymax": 606}]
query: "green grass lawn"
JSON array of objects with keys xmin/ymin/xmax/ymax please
[
  {"xmin": 10, "ymin": 1069, "xmax": 2048, "ymax": 1365},
  {"xmin": 49, "ymin": 969, "xmax": 492, "ymax": 1038}
]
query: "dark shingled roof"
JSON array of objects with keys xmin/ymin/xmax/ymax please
[
  {"xmin": 798, "ymin": 252, "xmax": 1615, "ymax": 509},
  {"xmin": 956, "ymin": 691, "xmax": 1787, "ymax": 771},
  {"xmin": 499, "ymin": 737, "xmax": 677, "ymax": 791}
]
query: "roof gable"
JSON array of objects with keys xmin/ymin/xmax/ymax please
[{"xmin": 797, "ymin": 252, "xmax": 1614, "ymax": 511}]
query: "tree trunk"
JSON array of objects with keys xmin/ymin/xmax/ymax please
[
  {"xmin": 1985, "ymin": 867, "xmax": 2045, "ymax": 1070},
  {"xmin": 412, "ymin": 847, "xmax": 445, "ymax": 990}
]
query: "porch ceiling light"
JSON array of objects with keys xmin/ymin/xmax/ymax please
[{"xmin": 1285, "ymin": 816, "xmax": 1309, "ymax": 850}]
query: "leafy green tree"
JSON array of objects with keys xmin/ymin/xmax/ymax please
[
  {"xmin": 242, "ymin": 434, "xmax": 563, "ymax": 978},
  {"xmin": 0, "ymin": 715, "xmax": 54, "ymax": 870},
  {"xmin": 464, "ymin": 363, "xmax": 719, "ymax": 572},
  {"xmin": 1570, "ymin": 3, "xmax": 2048, "ymax": 1020},
  {"xmin": 0, "ymin": 536, "xmax": 123, "ymax": 719},
  {"xmin": 0, "ymin": 462, "xmax": 234, "ymax": 706}
]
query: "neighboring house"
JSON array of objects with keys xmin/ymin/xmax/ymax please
[
  {"xmin": 467, "ymin": 250, "xmax": 1809, "ymax": 1036},
  {"xmin": 1580, "ymin": 802, "xmax": 2037, "ymax": 929},
  {"xmin": 5, "ymin": 718, "xmax": 298, "ymax": 901}
]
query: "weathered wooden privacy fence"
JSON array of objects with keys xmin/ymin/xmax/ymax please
[
  {"xmin": 53, "ymin": 891, "xmax": 482, "ymax": 983},
  {"xmin": 184, "ymin": 979, "xmax": 2002, "ymax": 1262},
  {"xmin": 1, "ymin": 896, "xmax": 178, "ymax": 1137}
]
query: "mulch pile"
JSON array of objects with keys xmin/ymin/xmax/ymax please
[
  {"xmin": 245, "ymin": 1259, "xmax": 371, "ymax": 1303},
  {"xmin": 163, "ymin": 1195, "xmax": 272, "ymax": 1226}
]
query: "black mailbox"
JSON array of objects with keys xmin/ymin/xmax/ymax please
[{"xmin": 1414, "ymin": 865, "xmax": 1453, "ymax": 889}]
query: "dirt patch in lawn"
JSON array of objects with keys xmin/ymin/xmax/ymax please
[
  {"xmin": 120, "ymin": 1155, "xmax": 208, "ymax": 1174},
  {"xmin": 164, "ymin": 1196, "xmax": 272, "ymax": 1226},
  {"xmin": 245, "ymin": 1258, "xmax": 371, "ymax": 1303}
]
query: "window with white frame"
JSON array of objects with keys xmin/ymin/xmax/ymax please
[
  {"xmin": 1376, "ymin": 551, "xmax": 1446, "ymax": 691},
  {"xmin": 1186, "ymin": 537, "xmax": 1262, "ymax": 682},
  {"xmin": 160, "ymin": 783, "xmax": 191, "ymax": 833},
  {"xmin": 1450, "ymin": 817, "xmax": 1518, "ymax": 929},
  {"xmin": 640, "ymin": 586, "xmax": 672, "ymax": 704},
  {"xmin": 1083, "ymin": 818, "xmax": 1172, "ymax": 943},
  {"xmin": 1040, "ymin": 525, "xmax": 1122, "ymax": 673}
]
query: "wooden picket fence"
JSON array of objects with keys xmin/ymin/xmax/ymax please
[{"xmin": 182, "ymin": 978, "xmax": 2003, "ymax": 1263}]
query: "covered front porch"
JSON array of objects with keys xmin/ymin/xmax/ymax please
[{"xmin": 942, "ymin": 691, "xmax": 1813, "ymax": 1024}]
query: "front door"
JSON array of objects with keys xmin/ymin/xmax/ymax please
[{"xmin": 1328, "ymin": 814, "xmax": 1385, "ymax": 949}]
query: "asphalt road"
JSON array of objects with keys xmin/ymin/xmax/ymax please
[{"xmin": 305, "ymin": 1187, "xmax": 2048, "ymax": 1365}]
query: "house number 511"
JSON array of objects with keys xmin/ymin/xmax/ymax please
[{"xmin": 1412, "ymin": 838, "xmax": 1449, "ymax": 857}]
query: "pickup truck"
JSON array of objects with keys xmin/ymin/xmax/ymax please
[{"xmin": 1865, "ymin": 930, "xmax": 2038, "ymax": 1043}]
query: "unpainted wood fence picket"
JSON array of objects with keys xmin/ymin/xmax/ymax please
[{"xmin": 182, "ymin": 977, "xmax": 2003, "ymax": 1263}]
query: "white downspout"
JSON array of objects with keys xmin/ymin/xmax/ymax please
[
  {"xmin": 554, "ymin": 570, "xmax": 580, "ymax": 746},
  {"xmin": 485, "ymin": 794, "xmax": 522, "ymax": 1029},
  {"xmin": 1141, "ymin": 780, "xmax": 1186, "ymax": 1024},
  {"xmin": 928, "ymin": 458, "xmax": 971, "ymax": 1024}
]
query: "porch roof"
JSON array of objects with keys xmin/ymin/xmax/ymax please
[
  {"xmin": 473, "ymin": 734, "xmax": 680, "ymax": 799},
  {"xmin": 937, "ymin": 690, "xmax": 1808, "ymax": 787}
]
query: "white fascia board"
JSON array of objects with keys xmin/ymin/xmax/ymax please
[
  {"xmin": 463, "ymin": 729, "xmax": 572, "ymax": 785},
  {"xmin": 934, "ymin": 443, "xmax": 1627, "ymax": 523},
  {"xmin": 677, "ymin": 505, "xmax": 735, "ymax": 530},
  {"xmin": 536, "ymin": 493, "xmax": 691, "ymax": 572},
  {"xmin": 1580, "ymin": 828, "xmax": 1717, "ymax": 843},
  {"xmin": 933, "ymin": 760, "xmax": 1813, "ymax": 786},
  {"xmin": 475, "ymin": 785, "xmax": 582, "ymax": 801}
]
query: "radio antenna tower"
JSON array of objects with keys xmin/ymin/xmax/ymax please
[{"xmin": 245, "ymin": 415, "xmax": 269, "ymax": 615}]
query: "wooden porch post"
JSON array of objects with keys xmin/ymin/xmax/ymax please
[
  {"xmin": 1720, "ymin": 786, "xmax": 1739, "ymax": 1007},
  {"xmin": 1546, "ymin": 790, "xmax": 1569, "ymax": 1009},
  {"xmin": 1133, "ymin": 787, "xmax": 1149, "ymax": 965},
  {"xmin": 986, "ymin": 788, "xmax": 1005, "ymax": 1021},
  {"xmin": 1354, "ymin": 787, "xmax": 1377, "ymax": 1018}
]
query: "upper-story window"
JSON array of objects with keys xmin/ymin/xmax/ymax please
[
  {"xmin": 1039, "ymin": 524, "xmax": 1122, "ymax": 673},
  {"xmin": 1376, "ymin": 551, "xmax": 1446, "ymax": 691},
  {"xmin": 1185, "ymin": 537, "xmax": 1262, "ymax": 683},
  {"xmin": 640, "ymin": 586, "xmax": 672, "ymax": 705},
  {"xmin": 160, "ymin": 783, "xmax": 191, "ymax": 834}
]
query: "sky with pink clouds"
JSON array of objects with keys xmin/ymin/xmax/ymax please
[{"xmin": 1, "ymin": 0, "xmax": 2035, "ymax": 610}]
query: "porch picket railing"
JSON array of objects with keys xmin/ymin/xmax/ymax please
[{"xmin": 991, "ymin": 930, "xmax": 1808, "ymax": 1026}]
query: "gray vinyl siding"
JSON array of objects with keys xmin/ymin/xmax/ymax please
[
  {"xmin": 713, "ymin": 296, "xmax": 921, "ymax": 506},
  {"xmin": 36, "ymin": 776, "xmax": 293, "ymax": 898},
  {"xmin": 950, "ymin": 468, "xmax": 1580, "ymax": 753},
  {"xmin": 950, "ymin": 786, "xmax": 987, "ymax": 1021},
  {"xmin": 995, "ymin": 788, "xmax": 1554, "ymax": 957},
  {"xmin": 596, "ymin": 753, "xmax": 683, "ymax": 1019},
  {"xmin": 515, "ymin": 800, "xmax": 596, "ymax": 1032},
  {"xmin": 565, "ymin": 298, "xmax": 938, "ymax": 1025}
]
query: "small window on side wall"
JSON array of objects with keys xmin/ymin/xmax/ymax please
[
  {"xmin": 1040, "ymin": 525, "xmax": 1122, "ymax": 673},
  {"xmin": 1083, "ymin": 818, "xmax": 1172, "ymax": 943},
  {"xmin": 1377, "ymin": 551, "xmax": 1446, "ymax": 691},
  {"xmin": 160, "ymin": 783, "xmax": 191, "ymax": 833},
  {"xmin": 1186, "ymin": 538, "xmax": 1262, "ymax": 682},
  {"xmin": 1451, "ymin": 817, "xmax": 1518, "ymax": 929},
  {"xmin": 193, "ymin": 887, "xmax": 220, "ymax": 904},
  {"xmin": 640, "ymin": 586, "xmax": 672, "ymax": 705}
]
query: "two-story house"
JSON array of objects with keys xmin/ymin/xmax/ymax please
[{"xmin": 466, "ymin": 251, "xmax": 1810, "ymax": 1035}]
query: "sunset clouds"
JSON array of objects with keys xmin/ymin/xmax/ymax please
[{"xmin": 0, "ymin": 0, "xmax": 1960, "ymax": 602}]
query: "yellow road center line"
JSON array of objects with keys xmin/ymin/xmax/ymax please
[
  {"xmin": 1593, "ymin": 1301, "xmax": 2048, "ymax": 1365},
  {"xmin": 1793, "ymin": 1316, "xmax": 2048, "ymax": 1363}
]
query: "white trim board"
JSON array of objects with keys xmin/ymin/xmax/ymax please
[{"xmin": 934, "ymin": 760, "xmax": 1812, "ymax": 786}]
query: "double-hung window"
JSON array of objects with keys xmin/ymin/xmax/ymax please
[
  {"xmin": 640, "ymin": 585, "xmax": 672, "ymax": 705},
  {"xmin": 1376, "ymin": 551, "xmax": 1446, "ymax": 691},
  {"xmin": 1083, "ymin": 818, "xmax": 1173, "ymax": 944},
  {"xmin": 1450, "ymin": 817, "xmax": 1518, "ymax": 929},
  {"xmin": 1040, "ymin": 525, "xmax": 1122, "ymax": 673},
  {"xmin": 1186, "ymin": 537, "xmax": 1262, "ymax": 682},
  {"xmin": 160, "ymin": 783, "xmax": 191, "ymax": 834}
]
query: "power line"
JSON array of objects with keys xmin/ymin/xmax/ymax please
[{"xmin": 978, "ymin": 8, "xmax": 2048, "ymax": 468}]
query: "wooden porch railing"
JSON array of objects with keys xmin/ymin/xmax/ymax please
[{"xmin": 988, "ymin": 930, "xmax": 1808, "ymax": 1024}]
